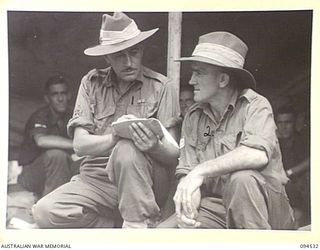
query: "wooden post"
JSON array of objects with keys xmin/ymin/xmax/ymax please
[{"xmin": 167, "ymin": 12, "xmax": 182, "ymax": 94}]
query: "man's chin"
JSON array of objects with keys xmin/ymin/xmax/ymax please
[
  {"xmin": 54, "ymin": 108, "xmax": 67, "ymax": 114},
  {"xmin": 120, "ymin": 72, "xmax": 139, "ymax": 83}
]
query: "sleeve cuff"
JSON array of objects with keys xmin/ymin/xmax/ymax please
[
  {"xmin": 175, "ymin": 165, "xmax": 192, "ymax": 179},
  {"xmin": 67, "ymin": 117, "xmax": 95, "ymax": 138}
]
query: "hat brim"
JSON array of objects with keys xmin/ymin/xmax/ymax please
[
  {"xmin": 177, "ymin": 56, "xmax": 256, "ymax": 90},
  {"xmin": 84, "ymin": 28, "xmax": 158, "ymax": 56}
]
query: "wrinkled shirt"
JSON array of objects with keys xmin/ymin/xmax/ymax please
[
  {"xmin": 67, "ymin": 66, "xmax": 180, "ymax": 184},
  {"xmin": 176, "ymin": 88, "xmax": 288, "ymax": 194}
]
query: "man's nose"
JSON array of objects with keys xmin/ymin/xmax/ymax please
[
  {"xmin": 124, "ymin": 53, "xmax": 132, "ymax": 67},
  {"xmin": 189, "ymin": 74, "xmax": 196, "ymax": 85},
  {"xmin": 57, "ymin": 94, "xmax": 64, "ymax": 102}
]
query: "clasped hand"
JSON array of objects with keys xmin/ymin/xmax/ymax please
[{"xmin": 173, "ymin": 172, "xmax": 204, "ymax": 228}]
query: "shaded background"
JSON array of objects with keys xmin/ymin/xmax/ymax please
[{"xmin": 8, "ymin": 11, "xmax": 312, "ymax": 160}]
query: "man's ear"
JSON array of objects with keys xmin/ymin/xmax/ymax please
[{"xmin": 219, "ymin": 73, "xmax": 230, "ymax": 88}]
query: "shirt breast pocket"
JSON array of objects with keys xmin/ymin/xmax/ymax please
[
  {"xmin": 93, "ymin": 106, "xmax": 116, "ymax": 135},
  {"xmin": 220, "ymin": 131, "xmax": 242, "ymax": 154},
  {"xmin": 127, "ymin": 97, "xmax": 158, "ymax": 118}
]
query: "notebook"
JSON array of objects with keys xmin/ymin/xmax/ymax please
[{"xmin": 111, "ymin": 118, "xmax": 164, "ymax": 139}]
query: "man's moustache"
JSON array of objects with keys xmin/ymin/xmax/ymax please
[{"xmin": 122, "ymin": 67, "xmax": 136, "ymax": 72}]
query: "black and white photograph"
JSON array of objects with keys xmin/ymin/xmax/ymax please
[{"xmin": 2, "ymin": 1, "xmax": 320, "ymax": 248}]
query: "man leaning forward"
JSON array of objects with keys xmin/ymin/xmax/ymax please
[
  {"xmin": 158, "ymin": 31, "xmax": 295, "ymax": 229},
  {"xmin": 33, "ymin": 12, "xmax": 180, "ymax": 228}
]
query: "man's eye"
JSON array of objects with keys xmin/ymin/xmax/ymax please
[{"xmin": 130, "ymin": 49, "xmax": 139, "ymax": 54}]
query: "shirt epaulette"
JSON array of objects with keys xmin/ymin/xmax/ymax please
[
  {"xmin": 86, "ymin": 68, "xmax": 110, "ymax": 83},
  {"xmin": 142, "ymin": 67, "xmax": 169, "ymax": 85},
  {"xmin": 239, "ymin": 88, "xmax": 258, "ymax": 103}
]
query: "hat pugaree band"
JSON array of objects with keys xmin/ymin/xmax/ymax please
[
  {"xmin": 178, "ymin": 31, "xmax": 256, "ymax": 89},
  {"xmin": 85, "ymin": 12, "xmax": 158, "ymax": 56},
  {"xmin": 99, "ymin": 21, "xmax": 140, "ymax": 45}
]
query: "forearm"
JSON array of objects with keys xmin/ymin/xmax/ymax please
[
  {"xmin": 35, "ymin": 135, "xmax": 73, "ymax": 150},
  {"xmin": 148, "ymin": 126, "xmax": 179, "ymax": 166},
  {"xmin": 190, "ymin": 145, "xmax": 268, "ymax": 179},
  {"xmin": 73, "ymin": 127, "xmax": 118, "ymax": 157},
  {"xmin": 148, "ymin": 138, "xmax": 179, "ymax": 167}
]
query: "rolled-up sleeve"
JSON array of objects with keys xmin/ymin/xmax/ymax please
[
  {"xmin": 156, "ymin": 80, "xmax": 181, "ymax": 128},
  {"xmin": 67, "ymin": 75, "xmax": 95, "ymax": 137},
  {"xmin": 240, "ymin": 96, "xmax": 278, "ymax": 160}
]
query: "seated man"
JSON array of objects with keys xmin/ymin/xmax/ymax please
[
  {"xmin": 18, "ymin": 75, "xmax": 78, "ymax": 198},
  {"xmin": 160, "ymin": 85, "xmax": 195, "ymax": 220},
  {"xmin": 33, "ymin": 12, "xmax": 180, "ymax": 228},
  {"xmin": 159, "ymin": 31, "xmax": 294, "ymax": 229},
  {"xmin": 276, "ymin": 104, "xmax": 310, "ymax": 228}
]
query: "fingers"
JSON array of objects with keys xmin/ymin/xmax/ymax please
[
  {"xmin": 183, "ymin": 198, "xmax": 195, "ymax": 219},
  {"xmin": 173, "ymin": 190, "xmax": 182, "ymax": 219},
  {"xmin": 130, "ymin": 122, "xmax": 154, "ymax": 142},
  {"xmin": 174, "ymin": 185, "xmax": 194, "ymax": 219},
  {"xmin": 177, "ymin": 213, "xmax": 201, "ymax": 228},
  {"xmin": 130, "ymin": 125, "xmax": 145, "ymax": 144},
  {"xmin": 180, "ymin": 186, "xmax": 195, "ymax": 219}
]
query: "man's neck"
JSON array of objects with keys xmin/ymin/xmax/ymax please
[
  {"xmin": 209, "ymin": 87, "xmax": 237, "ymax": 121},
  {"xmin": 117, "ymin": 80, "xmax": 132, "ymax": 94},
  {"xmin": 49, "ymin": 106, "xmax": 66, "ymax": 120}
]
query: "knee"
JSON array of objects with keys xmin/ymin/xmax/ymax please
[
  {"xmin": 227, "ymin": 170, "xmax": 260, "ymax": 191},
  {"xmin": 108, "ymin": 139, "xmax": 151, "ymax": 181},
  {"xmin": 112, "ymin": 139, "xmax": 140, "ymax": 165},
  {"xmin": 32, "ymin": 197, "xmax": 55, "ymax": 228},
  {"xmin": 44, "ymin": 149, "xmax": 69, "ymax": 161}
]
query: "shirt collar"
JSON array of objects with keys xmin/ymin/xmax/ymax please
[
  {"xmin": 47, "ymin": 106, "xmax": 69, "ymax": 126},
  {"xmin": 104, "ymin": 67, "xmax": 144, "ymax": 89},
  {"xmin": 238, "ymin": 88, "xmax": 256, "ymax": 103},
  {"xmin": 195, "ymin": 89, "xmax": 239, "ymax": 115}
]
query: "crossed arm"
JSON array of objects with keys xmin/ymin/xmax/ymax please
[
  {"xmin": 34, "ymin": 134, "xmax": 73, "ymax": 150},
  {"xmin": 174, "ymin": 145, "xmax": 268, "ymax": 228}
]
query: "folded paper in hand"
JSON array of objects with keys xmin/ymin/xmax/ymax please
[{"xmin": 111, "ymin": 118, "xmax": 164, "ymax": 139}]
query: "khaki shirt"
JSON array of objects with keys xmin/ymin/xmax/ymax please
[
  {"xmin": 67, "ymin": 66, "xmax": 180, "ymax": 184},
  {"xmin": 176, "ymin": 88, "xmax": 288, "ymax": 194}
]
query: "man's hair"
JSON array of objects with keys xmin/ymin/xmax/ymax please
[
  {"xmin": 44, "ymin": 75, "xmax": 68, "ymax": 94},
  {"xmin": 219, "ymin": 68, "xmax": 240, "ymax": 89},
  {"xmin": 276, "ymin": 104, "xmax": 297, "ymax": 119}
]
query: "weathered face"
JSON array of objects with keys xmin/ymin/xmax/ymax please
[
  {"xmin": 276, "ymin": 113, "xmax": 296, "ymax": 139},
  {"xmin": 179, "ymin": 89, "xmax": 194, "ymax": 117},
  {"xmin": 189, "ymin": 61, "xmax": 222, "ymax": 103},
  {"xmin": 45, "ymin": 83, "xmax": 70, "ymax": 114},
  {"xmin": 105, "ymin": 43, "xmax": 144, "ymax": 83}
]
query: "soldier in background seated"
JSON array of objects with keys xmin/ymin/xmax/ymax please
[
  {"xmin": 276, "ymin": 104, "xmax": 310, "ymax": 228},
  {"xmin": 18, "ymin": 75, "xmax": 80, "ymax": 198}
]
